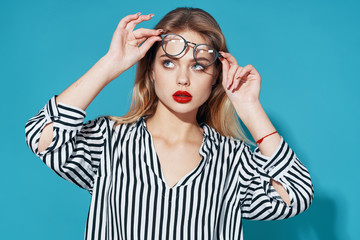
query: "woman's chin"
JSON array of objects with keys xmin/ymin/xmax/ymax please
[{"xmin": 157, "ymin": 99, "xmax": 201, "ymax": 117}]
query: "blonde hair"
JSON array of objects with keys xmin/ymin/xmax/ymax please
[{"xmin": 109, "ymin": 7, "xmax": 253, "ymax": 144}]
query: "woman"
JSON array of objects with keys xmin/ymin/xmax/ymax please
[{"xmin": 25, "ymin": 7, "xmax": 314, "ymax": 240}]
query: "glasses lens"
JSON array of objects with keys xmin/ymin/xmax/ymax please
[
  {"xmin": 194, "ymin": 44, "xmax": 218, "ymax": 67},
  {"xmin": 162, "ymin": 34, "xmax": 186, "ymax": 56}
]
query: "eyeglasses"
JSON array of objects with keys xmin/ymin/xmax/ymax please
[{"xmin": 159, "ymin": 33, "xmax": 222, "ymax": 68}]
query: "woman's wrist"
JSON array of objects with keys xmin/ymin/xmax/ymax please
[
  {"xmin": 98, "ymin": 54, "xmax": 126, "ymax": 82},
  {"xmin": 233, "ymin": 100, "xmax": 277, "ymax": 141},
  {"xmin": 232, "ymin": 99, "xmax": 263, "ymax": 123}
]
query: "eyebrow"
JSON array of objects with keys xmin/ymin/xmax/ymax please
[
  {"xmin": 159, "ymin": 54, "xmax": 212, "ymax": 66},
  {"xmin": 196, "ymin": 57, "xmax": 211, "ymax": 63},
  {"xmin": 159, "ymin": 54, "xmax": 186, "ymax": 61},
  {"xmin": 159, "ymin": 54, "xmax": 184, "ymax": 60}
]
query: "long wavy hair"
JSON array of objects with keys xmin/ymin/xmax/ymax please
[{"xmin": 109, "ymin": 7, "xmax": 252, "ymax": 144}]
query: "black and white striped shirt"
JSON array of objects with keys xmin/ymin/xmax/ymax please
[{"xmin": 25, "ymin": 96, "xmax": 314, "ymax": 240}]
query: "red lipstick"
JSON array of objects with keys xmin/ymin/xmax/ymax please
[{"xmin": 172, "ymin": 91, "xmax": 192, "ymax": 103}]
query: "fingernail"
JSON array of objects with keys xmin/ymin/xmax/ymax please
[
  {"xmin": 149, "ymin": 14, "xmax": 155, "ymax": 18},
  {"xmin": 157, "ymin": 29, "xmax": 164, "ymax": 32},
  {"xmin": 136, "ymin": 12, "xmax": 141, "ymax": 15}
]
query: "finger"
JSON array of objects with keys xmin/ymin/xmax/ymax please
[
  {"xmin": 117, "ymin": 13, "xmax": 141, "ymax": 29},
  {"xmin": 219, "ymin": 51, "xmax": 241, "ymax": 89},
  {"xmin": 135, "ymin": 37, "xmax": 147, "ymax": 46},
  {"xmin": 227, "ymin": 65, "xmax": 240, "ymax": 90},
  {"xmin": 133, "ymin": 28, "xmax": 163, "ymax": 39},
  {"xmin": 231, "ymin": 67, "xmax": 244, "ymax": 91},
  {"xmin": 138, "ymin": 35, "xmax": 162, "ymax": 58},
  {"xmin": 219, "ymin": 51, "xmax": 239, "ymax": 66},
  {"xmin": 126, "ymin": 14, "xmax": 155, "ymax": 31},
  {"xmin": 236, "ymin": 64, "xmax": 256, "ymax": 79},
  {"xmin": 219, "ymin": 57, "xmax": 230, "ymax": 88}
]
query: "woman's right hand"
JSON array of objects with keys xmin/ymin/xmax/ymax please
[{"xmin": 103, "ymin": 13, "xmax": 162, "ymax": 80}]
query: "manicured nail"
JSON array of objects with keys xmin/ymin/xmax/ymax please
[
  {"xmin": 157, "ymin": 29, "xmax": 164, "ymax": 32},
  {"xmin": 149, "ymin": 14, "xmax": 155, "ymax": 18}
]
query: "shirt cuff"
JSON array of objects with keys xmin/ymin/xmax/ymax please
[
  {"xmin": 45, "ymin": 95, "xmax": 87, "ymax": 131},
  {"xmin": 252, "ymin": 137, "xmax": 296, "ymax": 180}
]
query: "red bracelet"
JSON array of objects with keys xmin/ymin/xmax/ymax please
[{"xmin": 256, "ymin": 131, "xmax": 278, "ymax": 144}]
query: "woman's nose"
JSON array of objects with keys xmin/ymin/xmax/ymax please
[
  {"xmin": 175, "ymin": 48, "xmax": 193, "ymax": 87},
  {"xmin": 176, "ymin": 69, "xmax": 191, "ymax": 86}
]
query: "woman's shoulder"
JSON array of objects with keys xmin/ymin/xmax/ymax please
[
  {"xmin": 98, "ymin": 116, "xmax": 144, "ymax": 137},
  {"xmin": 201, "ymin": 123, "xmax": 247, "ymax": 148},
  {"xmin": 91, "ymin": 116, "xmax": 132, "ymax": 131},
  {"xmin": 81, "ymin": 116, "xmax": 139, "ymax": 143}
]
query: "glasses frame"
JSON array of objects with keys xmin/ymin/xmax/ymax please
[{"xmin": 159, "ymin": 33, "xmax": 222, "ymax": 68}]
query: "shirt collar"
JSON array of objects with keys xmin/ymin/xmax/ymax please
[
  {"xmin": 200, "ymin": 122, "xmax": 219, "ymax": 145},
  {"xmin": 124, "ymin": 117, "xmax": 221, "ymax": 166},
  {"xmin": 128, "ymin": 116, "xmax": 220, "ymax": 146}
]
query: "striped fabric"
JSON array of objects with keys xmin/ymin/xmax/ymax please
[{"xmin": 25, "ymin": 96, "xmax": 314, "ymax": 240}]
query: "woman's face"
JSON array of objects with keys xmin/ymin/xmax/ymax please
[{"xmin": 151, "ymin": 30, "xmax": 218, "ymax": 117}]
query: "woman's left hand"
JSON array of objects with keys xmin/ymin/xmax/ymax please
[{"xmin": 219, "ymin": 52, "xmax": 261, "ymax": 105}]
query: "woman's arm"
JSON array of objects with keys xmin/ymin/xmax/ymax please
[
  {"xmin": 37, "ymin": 56, "xmax": 111, "ymax": 153},
  {"xmin": 233, "ymin": 101, "xmax": 290, "ymax": 204},
  {"xmin": 219, "ymin": 52, "xmax": 291, "ymax": 204},
  {"xmin": 38, "ymin": 13, "xmax": 162, "ymax": 153},
  {"xmin": 238, "ymin": 138, "xmax": 313, "ymax": 220}
]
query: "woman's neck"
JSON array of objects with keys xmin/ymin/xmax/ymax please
[{"xmin": 145, "ymin": 102, "xmax": 203, "ymax": 143}]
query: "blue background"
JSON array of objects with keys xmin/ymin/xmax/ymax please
[{"xmin": 1, "ymin": 0, "xmax": 359, "ymax": 239}]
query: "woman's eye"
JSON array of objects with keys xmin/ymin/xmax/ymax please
[
  {"xmin": 192, "ymin": 64, "xmax": 205, "ymax": 71},
  {"xmin": 163, "ymin": 60, "xmax": 175, "ymax": 68}
]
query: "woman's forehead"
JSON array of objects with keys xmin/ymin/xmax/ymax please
[
  {"xmin": 170, "ymin": 30, "xmax": 209, "ymax": 45},
  {"xmin": 154, "ymin": 30, "xmax": 213, "ymax": 59}
]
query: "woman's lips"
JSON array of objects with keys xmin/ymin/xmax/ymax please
[{"xmin": 172, "ymin": 91, "xmax": 192, "ymax": 103}]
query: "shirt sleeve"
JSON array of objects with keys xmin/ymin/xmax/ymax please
[
  {"xmin": 25, "ymin": 96, "xmax": 112, "ymax": 193},
  {"xmin": 237, "ymin": 137, "xmax": 314, "ymax": 220}
]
